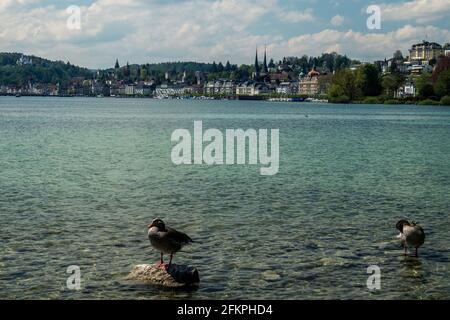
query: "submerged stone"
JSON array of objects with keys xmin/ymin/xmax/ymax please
[
  {"xmin": 125, "ymin": 264, "xmax": 200, "ymax": 288},
  {"xmin": 261, "ymin": 270, "xmax": 281, "ymax": 281}
]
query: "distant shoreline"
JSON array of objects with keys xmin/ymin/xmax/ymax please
[
  {"xmin": 2, "ymin": 94, "xmax": 449, "ymax": 106},
  {"xmin": 0, "ymin": 93, "xmax": 325, "ymax": 103}
]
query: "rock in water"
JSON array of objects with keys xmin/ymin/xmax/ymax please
[{"xmin": 125, "ymin": 264, "xmax": 200, "ymax": 288}]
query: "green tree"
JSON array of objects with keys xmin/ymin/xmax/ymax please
[
  {"xmin": 416, "ymin": 74, "xmax": 434, "ymax": 98},
  {"xmin": 382, "ymin": 74, "xmax": 402, "ymax": 97},
  {"xmin": 434, "ymin": 70, "xmax": 450, "ymax": 98},
  {"xmin": 331, "ymin": 69, "xmax": 361, "ymax": 101},
  {"xmin": 124, "ymin": 62, "xmax": 130, "ymax": 79},
  {"xmin": 135, "ymin": 66, "xmax": 141, "ymax": 81},
  {"xmin": 140, "ymin": 66, "xmax": 147, "ymax": 81},
  {"xmin": 211, "ymin": 61, "xmax": 218, "ymax": 73},
  {"xmin": 234, "ymin": 64, "xmax": 251, "ymax": 81},
  {"xmin": 393, "ymin": 50, "xmax": 404, "ymax": 61},
  {"xmin": 328, "ymin": 84, "xmax": 349, "ymax": 103},
  {"xmin": 356, "ymin": 64, "xmax": 382, "ymax": 97},
  {"xmin": 217, "ymin": 62, "xmax": 224, "ymax": 73},
  {"xmin": 225, "ymin": 61, "xmax": 231, "ymax": 72}
]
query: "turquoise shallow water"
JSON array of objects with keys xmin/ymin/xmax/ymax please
[{"xmin": 0, "ymin": 96, "xmax": 449, "ymax": 300}]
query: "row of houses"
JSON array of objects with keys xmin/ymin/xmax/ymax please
[
  {"xmin": 201, "ymin": 68, "xmax": 330, "ymax": 97},
  {"xmin": 2, "ymin": 41, "xmax": 448, "ymax": 99},
  {"xmin": 0, "ymin": 83, "xmax": 59, "ymax": 95}
]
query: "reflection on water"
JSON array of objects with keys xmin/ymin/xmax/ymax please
[
  {"xmin": 0, "ymin": 97, "xmax": 449, "ymax": 299},
  {"xmin": 401, "ymin": 257, "xmax": 424, "ymax": 280}
]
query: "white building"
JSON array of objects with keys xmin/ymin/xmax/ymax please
[
  {"xmin": 125, "ymin": 85, "xmax": 135, "ymax": 95},
  {"xmin": 155, "ymin": 84, "xmax": 190, "ymax": 97},
  {"xmin": 236, "ymin": 81, "xmax": 269, "ymax": 96},
  {"xmin": 395, "ymin": 81, "xmax": 416, "ymax": 98},
  {"xmin": 16, "ymin": 55, "xmax": 33, "ymax": 66},
  {"xmin": 276, "ymin": 82, "xmax": 296, "ymax": 94},
  {"xmin": 204, "ymin": 80, "xmax": 236, "ymax": 95},
  {"xmin": 407, "ymin": 63, "xmax": 433, "ymax": 75},
  {"xmin": 134, "ymin": 85, "xmax": 152, "ymax": 96}
]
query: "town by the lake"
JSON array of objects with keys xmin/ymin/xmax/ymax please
[{"xmin": 1, "ymin": 40, "xmax": 449, "ymax": 105}]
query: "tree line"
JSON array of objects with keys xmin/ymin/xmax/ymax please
[
  {"xmin": 0, "ymin": 53, "xmax": 93, "ymax": 86},
  {"xmin": 1, "ymin": 52, "xmax": 355, "ymax": 86},
  {"xmin": 328, "ymin": 61, "xmax": 450, "ymax": 105}
]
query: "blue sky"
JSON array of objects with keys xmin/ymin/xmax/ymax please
[{"xmin": 0, "ymin": 0, "xmax": 449, "ymax": 68}]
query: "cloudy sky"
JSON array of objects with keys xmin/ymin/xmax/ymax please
[{"xmin": 0, "ymin": 0, "xmax": 449, "ymax": 69}]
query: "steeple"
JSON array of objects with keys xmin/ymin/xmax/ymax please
[
  {"xmin": 254, "ymin": 47, "xmax": 260, "ymax": 77},
  {"xmin": 114, "ymin": 59, "xmax": 120, "ymax": 69},
  {"xmin": 263, "ymin": 46, "xmax": 268, "ymax": 74},
  {"xmin": 253, "ymin": 47, "xmax": 261, "ymax": 80}
]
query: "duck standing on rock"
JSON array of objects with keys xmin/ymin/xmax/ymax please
[
  {"xmin": 396, "ymin": 220, "xmax": 426, "ymax": 257},
  {"xmin": 148, "ymin": 218, "xmax": 193, "ymax": 269}
]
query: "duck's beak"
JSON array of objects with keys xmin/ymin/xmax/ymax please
[{"xmin": 148, "ymin": 223, "xmax": 154, "ymax": 229}]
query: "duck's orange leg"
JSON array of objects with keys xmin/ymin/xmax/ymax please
[{"xmin": 156, "ymin": 252, "xmax": 168, "ymax": 269}]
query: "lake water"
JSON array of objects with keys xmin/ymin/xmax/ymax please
[{"xmin": 0, "ymin": 96, "xmax": 449, "ymax": 300}]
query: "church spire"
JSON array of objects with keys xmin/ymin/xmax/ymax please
[
  {"xmin": 254, "ymin": 47, "xmax": 260, "ymax": 75},
  {"xmin": 263, "ymin": 45, "xmax": 268, "ymax": 74}
]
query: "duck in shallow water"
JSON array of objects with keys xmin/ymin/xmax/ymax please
[
  {"xmin": 396, "ymin": 220, "xmax": 425, "ymax": 257},
  {"xmin": 148, "ymin": 218, "xmax": 193, "ymax": 269}
]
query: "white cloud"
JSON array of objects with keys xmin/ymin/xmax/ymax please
[
  {"xmin": 381, "ymin": 0, "xmax": 450, "ymax": 23},
  {"xmin": 0, "ymin": 0, "xmax": 279, "ymax": 67},
  {"xmin": 0, "ymin": 0, "xmax": 449, "ymax": 68},
  {"xmin": 275, "ymin": 25, "xmax": 450, "ymax": 62},
  {"xmin": 330, "ymin": 15, "xmax": 344, "ymax": 26},
  {"xmin": 277, "ymin": 8, "xmax": 315, "ymax": 23}
]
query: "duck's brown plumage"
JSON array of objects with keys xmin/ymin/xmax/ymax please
[
  {"xmin": 147, "ymin": 218, "xmax": 193, "ymax": 267},
  {"xmin": 396, "ymin": 219, "xmax": 425, "ymax": 257}
]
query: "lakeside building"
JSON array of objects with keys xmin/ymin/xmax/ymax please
[
  {"xmin": 276, "ymin": 82, "xmax": 297, "ymax": 95},
  {"xmin": 92, "ymin": 81, "xmax": 106, "ymax": 96},
  {"xmin": 125, "ymin": 84, "xmax": 135, "ymax": 95},
  {"xmin": 395, "ymin": 80, "xmax": 417, "ymax": 98},
  {"xmin": 236, "ymin": 81, "xmax": 270, "ymax": 96},
  {"xmin": 269, "ymin": 72, "xmax": 290, "ymax": 84},
  {"xmin": 375, "ymin": 56, "xmax": 408, "ymax": 75},
  {"xmin": 375, "ymin": 59, "xmax": 391, "ymax": 74},
  {"xmin": 444, "ymin": 44, "xmax": 450, "ymax": 57},
  {"xmin": 134, "ymin": 84, "xmax": 152, "ymax": 96},
  {"xmin": 409, "ymin": 41, "xmax": 444, "ymax": 63},
  {"xmin": 407, "ymin": 62, "xmax": 434, "ymax": 76},
  {"xmin": 299, "ymin": 68, "xmax": 320, "ymax": 96},
  {"xmin": 109, "ymin": 84, "xmax": 121, "ymax": 96},
  {"xmin": 155, "ymin": 84, "xmax": 189, "ymax": 97},
  {"xmin": 204, "ymin": 80, "xmax": 237, "ymax": 95},
  {"xmin": 0, "ymin": 83, "xmax": 59, "ymax": 96}
]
